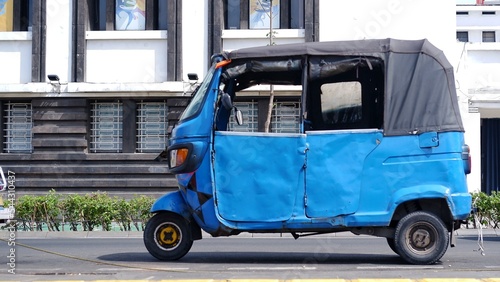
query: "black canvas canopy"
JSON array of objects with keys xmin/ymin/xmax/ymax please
[{"xmin": 222, "ymin": 38, "xmax": 464, "ymax": 136}]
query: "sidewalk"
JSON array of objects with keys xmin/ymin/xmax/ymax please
[{"xmin": 1, "ymin": 228, "xmax": 498, "ymax": 239}]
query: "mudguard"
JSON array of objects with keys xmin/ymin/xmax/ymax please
[
  {"xmin": 391, "ymin": 185, "xmax": 471, "ymax": 220},
  {"xmin": 150, "ymin": 191, "xmax": 192, "ymax": 220},
  {"xmin": 391, "ymin": 185, "xmax": 452, "ymax": 207}
]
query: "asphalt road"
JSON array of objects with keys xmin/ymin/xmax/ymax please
[{"xmin": 1, "ymin": 231, "xmax": 500, "ymax": 281}]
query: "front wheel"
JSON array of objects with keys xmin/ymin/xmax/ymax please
[
  {"xmin": 394, "ymin": 211, "xmax": 449, "ymax": 265},
  {"xmin": 143, "ymin": 212, "xmax": 193, "ymax": 260}
]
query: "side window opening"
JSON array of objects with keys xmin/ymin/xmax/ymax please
[
  {"xmin": 320, "ymin": 81, "xmax": 362, "ymax": 126},
  {"xmin": 216, "ymin": 56, "xmax": 384, "ymax": 134},
  {"xmin": 306, "ymin": 56, "xmax": 384, "ymax": 131},
  {"xmin": 217, "ymin": 57, "xmax": 303, "ymax": 133}
]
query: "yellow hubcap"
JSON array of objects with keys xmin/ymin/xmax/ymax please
[{"xmin": 157, "ymin": 224, "xmax": 181, "ymax": 249}]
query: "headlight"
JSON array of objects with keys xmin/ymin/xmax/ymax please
[{"xmin": 170, "ymin": 148, "xmax": 189, "ymax": 169}]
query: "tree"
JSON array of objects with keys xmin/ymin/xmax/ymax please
[{"xmin": 263, "ymin": 0, "xmax": 275, "ymax": 133}]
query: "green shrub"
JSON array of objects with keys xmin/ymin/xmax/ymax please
[
  {"xmin": 489, "ymin": 191, "xmax": 500, "ymax": 228},
  {"xmin": 470, "ymin": 191, "xmax": 500, "ymax": 228},
  {"xmin": 80, "ymin": 192, "xmax": 117, "ymax": 231},
  {"xmin": 16, "ymin": 194, "xmax": 42, "ymax": 231},
  {"xmin": 129, "ymin": 195, "xmax": 154, "ymax": 231},
  {"xmin": 115, "ymin": 197, "xmax": 132, "ymax": 231},
  {"xmin": 61, "ymin": 194, "xmax": 85, "ymax": 231},
  {"xmin": 42, "ymin": 189, "xmax": 62, "ymax": 231},
  {"xmin": 13, "ymin": 190, "xmax": 62, "ymax": 231},
  {"xmin": 13, "ymin": 191, "xmax": 155, "ymax": 232}
]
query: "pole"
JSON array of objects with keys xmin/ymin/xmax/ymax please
[{"xmin": 264, "ymin": 0, "xmax": 274, "ymax": 133}]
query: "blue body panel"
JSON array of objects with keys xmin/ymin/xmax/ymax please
[
  {"xmin": 150, "ymin": 191, "xmax": 191, "ymax": 219},
  {"xmin": 154, "ymin": 128, "xmax": 471, "ymax": 235},
  {"xmin": 305, "ymin": 129, "xmax": 383, "ymax": 217},
  {"xmin": 209, "ymin": 129, "xmax": 471, "ymax": 231},
  {"xmin": 213, "ymin": 131, "xmax": 306, "ymax": 222}
]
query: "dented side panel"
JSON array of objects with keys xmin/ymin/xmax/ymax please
[
  {"xmin": 213, "ymin": 131, "xmax": 307, "ymax": 222},
  {"xmin": 305, "ymin": 129, "xmax": 383, "ymax": 218}
]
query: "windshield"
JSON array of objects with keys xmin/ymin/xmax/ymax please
[{"xmin": 179, "ymin": 65, "xmax": 216, "ymax": 121}]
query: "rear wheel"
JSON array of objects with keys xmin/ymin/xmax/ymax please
[
  {"xmin": 394, "ymin": 211, "xmax": 449, "ymax": 265},
  {"xmin": 143, "ymin": 212, "xmax": 193, "ymax": 260}
]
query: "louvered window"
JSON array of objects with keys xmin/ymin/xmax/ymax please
[
  {"xmin": 90, "ymin": 101, "xmax": 123, "ymax": 152},
  {"xmin": 272, "ymin": 101, "xmax": 300, "ymax": 133},
  {"xmin": 137, "ymin": 101, "xmax": 168, "ymax": 153},
  {"xmin": 4, "ymin": 102, "xmax": 32, "ymax": 153}
]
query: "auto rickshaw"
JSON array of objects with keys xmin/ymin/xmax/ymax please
[{"xmin": 144, "ymin": 38, "xmax": 472, "ymax": 265}]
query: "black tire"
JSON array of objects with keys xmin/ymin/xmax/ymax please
[
  {"xmin": 394, "ymin": 211, "xmax": 449, "ymax": 265},
  {"xmin": 143, "ymin": 212, "xmax": 193, "ymax": 261},
  {"xmin": 386, "ymin": 238, "xmax": 398, "ymax": 255}
]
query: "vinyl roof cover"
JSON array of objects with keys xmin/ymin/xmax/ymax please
[{"xmin": 223, "ymin": 38, "xmax": 464, "ymax": 136}]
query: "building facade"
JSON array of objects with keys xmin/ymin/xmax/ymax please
[
  {"xmin": 456, "ymin": 0, "xmax": 500, "ymax": 194},
  {"xmin": 0, "ymin": 0, "xmax": 464, "ymax": 196}
]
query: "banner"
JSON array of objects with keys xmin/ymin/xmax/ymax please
[
  {"xmin": 0, "ymin": 0, "xmax": 13, "ymax": 32},
  {"xmin": 115, "ymin": 0, "xmax": 145, "ymax": 30}
]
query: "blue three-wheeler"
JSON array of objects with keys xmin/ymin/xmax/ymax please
[{"xmin": 143, "ymin": 38, "xmax": 472, "ymax": 265}]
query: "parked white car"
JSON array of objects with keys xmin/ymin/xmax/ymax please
[{"xmin": 0, "ymin": 167, "xmax": 11, "ymax": 224}]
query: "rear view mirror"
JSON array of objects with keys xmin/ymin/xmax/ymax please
[
  {"xmin": 221, "ymin": 92, "xmax": 233, "ymax": 110},
  {"xmin": 235, "ymin": 107, "xmax": 243, "ymax": 126},
  {"xmin": 220, "ymin": 91, "xmax": 243, "ymax": 126}
]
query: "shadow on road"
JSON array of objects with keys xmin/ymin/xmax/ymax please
[
  {"xmin": 459, "ymin": 236, "xmax": 500, "ymax": 242},
  {"xmin": 98, "ymin": 252, "xmax": 158, "ymax": 262}
]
